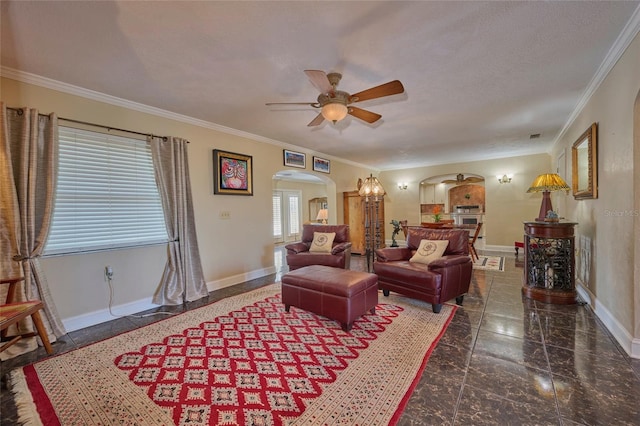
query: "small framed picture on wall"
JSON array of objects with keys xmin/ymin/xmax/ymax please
[
  {"xmin": 313, "ymin": 156, "xmax": 330, "ymax": 173},
  {"xmin": 283, "ymin": 149, "xmax": 306, "ymax": 169}
]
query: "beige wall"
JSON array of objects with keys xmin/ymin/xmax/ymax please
[
  {"xmin": 550, "ymin": 33, "xmax": 640, "ymax": 353},
  {"xmin": 379, "ymin": 153, "xmax": 553, "ymax": 247},
  {"xmin": 635, "ymin": 89, "xmax": 640, "ymax": 356},
  {"xmin": 1, "ymin": 77, "xmax": 373, "ymax": 329}
]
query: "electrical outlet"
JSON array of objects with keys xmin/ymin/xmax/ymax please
[
  {"xmin": 219, "ymin": 211, "xmax": 231, "ymax": 220},
  {"xmin": 105, "ymin": 265, "xmax": 114, "ymax": 280}
]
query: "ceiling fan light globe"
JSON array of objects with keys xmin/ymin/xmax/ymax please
[{"xmin": 321, "ymin": 102, "xmax": 348, "ymax": 123}]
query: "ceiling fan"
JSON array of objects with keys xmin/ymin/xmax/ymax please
[
  {"xmin": 442, "ymin": 174, "xmax": 485, "ymax": 184},
  {"xmin": 266, "ymin": 70, "xmax": 405, "ymax": 127}
]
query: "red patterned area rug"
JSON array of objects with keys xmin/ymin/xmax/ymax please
[{"xmin": 9, "ymin": 284, "xmax": 455, "ymax": 425}]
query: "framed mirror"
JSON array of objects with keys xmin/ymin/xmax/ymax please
[{"xmin": 572, "ymin": 123, "xmax": 598, "ymax": 199}]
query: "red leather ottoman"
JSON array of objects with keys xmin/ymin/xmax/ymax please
[{"xmin": 281, "ymin": 265, "xmax": 378, "ymax": 331}]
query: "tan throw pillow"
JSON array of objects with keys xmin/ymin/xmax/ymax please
[
  {"xmin": 409, "ymin": 239, "xmax": 449, "ymax": 265},
  {"xmin": 309, "ymin": 232, "xmax": 336, "ymax": 253}
]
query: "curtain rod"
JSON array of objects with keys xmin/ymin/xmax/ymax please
[
  {"xmin": 7, "ymin": 106, "xmax": 179, "ymax": 142},
  {"xmin": 58, "ymin": 117, "xmax": 170, "ymax": 141}
]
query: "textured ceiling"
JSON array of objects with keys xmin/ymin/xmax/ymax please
[{"xmin": 1, "ymin": 1, "xmax": 638, "ymax": 170}]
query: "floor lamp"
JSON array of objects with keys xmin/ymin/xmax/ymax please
[{"xmin": 359, "ymin": 174, "xmax": 386, "ymax": 272}]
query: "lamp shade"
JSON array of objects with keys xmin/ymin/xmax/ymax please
[
  {"xmin": 321, "ymin": 102, "xmax": 348, "ymax": 123},
  {"xmin": 316, "ymin": 209, "xmax": 328, "ymax": 224},
  {"xmin": 527, "ymin": 173, "xmax": 570, "ymax": 221},
  {"xmin": 358, "ymin": 174, "xmax": 386, "ymax": 199},
  {"xmin": 526, "ymin": 173, "xmax": 570, "ymax": 193}
]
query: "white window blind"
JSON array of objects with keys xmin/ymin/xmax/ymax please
[
  {"xmin": 288, "ymin": 194, "xmax": 300, "ymax": 236},
  {"xmin": 272, "ymin": 194, "xmax": 282, "ymax": 238},
  {"xmin": 45, "ymin": 127, "xmax": 168, "ymax": 255}
]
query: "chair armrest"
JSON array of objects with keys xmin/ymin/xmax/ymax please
[
  {"xmin": 375, "ymin": 247, "xmax": 411, "ymax": 262},
  {"xmin": 331, "ymin": 242, "xmax": 352, "ymax": 255},
  {"xmin": 285, "ymin": 242, "xmax": 310, "ymax": 254},
  {"xmin": 428, "ymin": 255, "xmax": 470, "ymax": 270}
]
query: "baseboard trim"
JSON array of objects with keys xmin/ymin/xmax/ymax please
[
  {"xmin": 206, "ymin": 266, "xmax": 277, "ymax": 292},
  {"xmin": 632, "ymin": 338, "xmax": 640, "ymax": 360},
  {"xmin": 62, "ymin": 266, "xmax": 277, "ymax": 333},
  {"xmin": 62, "ymin": 297, "xmax": 157, "ymax": 332},
  {"xmin": 576, "ymin": 283, "xmax": 639, "ymax": 359},
  {"xmin": 483, "ymin": 244, "xmax": 515, "ymax": 253}
]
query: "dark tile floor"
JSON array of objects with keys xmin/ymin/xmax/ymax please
[{"xmin": 2, "ymin": 248, "xmax": 639, "ymax": 425}]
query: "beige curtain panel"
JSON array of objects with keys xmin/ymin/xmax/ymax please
[
  {"xmin": 149, "ymin": 136, "xmax": 208, "ymax": 305},
  {"xmin": 0, "ymin": 102, "xmax": 66, "ymax": 360}
]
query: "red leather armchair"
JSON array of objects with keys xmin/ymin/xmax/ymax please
[
  {"xmin": 374, "ymin": 228, "xmax": 472, "ymax": 313},
  {"xmin": 285, "ymin": 224, "xmax": 352, "ymax": 271}
]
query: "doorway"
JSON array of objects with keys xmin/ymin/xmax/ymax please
[
  {"xmin": 419, "ymin": 173, "xmax": 485, "ymax": 219},
  {"xmin": 272, "ymin": 190, "xmax": 302, "ymax": 244},
  {"xmin": 272, "ymin": 170, "xmax": 338, "ymax": 240}
]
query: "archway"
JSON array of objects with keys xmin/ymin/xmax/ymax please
[
  {"xmin": 272, "ymin": 170, "xmax": 337, "ymax": 243},
  {"xmin": 419, "ymin": 173, "xmax": 485, "ymax": 222}
]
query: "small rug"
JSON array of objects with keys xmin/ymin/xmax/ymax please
[
  {"xmin": 473, "ymin": 255, "xmax": 505, "ymax": 272},
  {"xmin": 9, "ymin": 283, "xmax": 455, "ymax": 425}
]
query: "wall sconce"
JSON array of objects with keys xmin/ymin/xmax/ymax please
[
  {"xmin": 497, "ymin": 174, "xmax": 512, "ymax": 184},
  {"xmin": 398, "ymin": 182, "xmax": 408, "ymax": 190}
]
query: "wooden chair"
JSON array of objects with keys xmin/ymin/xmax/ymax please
[
  {"xmin": 399, "ymin": 220, "xmax": 408, "ymax": 238},
  {"xmin": 1, "ymin": 276, "xmax": 54, "ymax": 355},
  {"xmin": 468, "ymin": 222, "xmax": 483, "ymax": 262}
]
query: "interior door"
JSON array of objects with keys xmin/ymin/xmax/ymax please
[{"xmin": 273, "ymin": 190, "xmax": 302, "ymax": 244}]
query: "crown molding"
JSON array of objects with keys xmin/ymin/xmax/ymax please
[
  {"xmin": 553, "ymin": 4, "xmax": 640, "ymax": 145},
  {"xmin": 0, "ymin": 66, "xmax": 375, "ymax": 172}
]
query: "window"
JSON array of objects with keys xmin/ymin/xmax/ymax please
[
  {"xmin": 45, "ymin": 127, "xmax": 167, "ymax": 255},
  {"xmin": 272, "ymin": 194, "xmax": 282, "ymax": 239},
  {"xmin": 288, "ymin": 194, "xmax": 300, "ymax": 236}
]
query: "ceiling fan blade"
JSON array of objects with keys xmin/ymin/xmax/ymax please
[
  {"xmin": 304, "ymin": 70, "xmax": 333, "ymax": 94},
  {"xmin": 348, "ymin": 106, "xmax": 382, "ymax": 123},
  {"xmin": 350, "ymin": 80, "xmax": 405, "ymax": 103},
  {"xmin": 265, "ymin": 102, "xmax": 318, "ymax": 106},
  {"xmin": 307, "ymin": 113, "xmax": 325, "ymax": 127}
]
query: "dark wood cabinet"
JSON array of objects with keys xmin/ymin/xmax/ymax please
[
  {"xmin": 522, "ymin": 221, "xmax": 577, "ymax": 304},
  {"xmin": 343, "ymin": 191, "xmax": 385, "ymax": 255}
]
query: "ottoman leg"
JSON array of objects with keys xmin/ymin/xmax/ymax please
[
  {"xmin": 285, "ymin": 305, "xmax": 291, "ymax": 312},
  {"xmin": 342, "ymin": 322, "xmax": 352, "ymax": 332},
  {"xmin": 432, "ymin": 303, "xmax": 442, "ymax": 313},
  {"xmin": 369, "ymin": 307, "xmax": 376, "ymax": 314}
]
